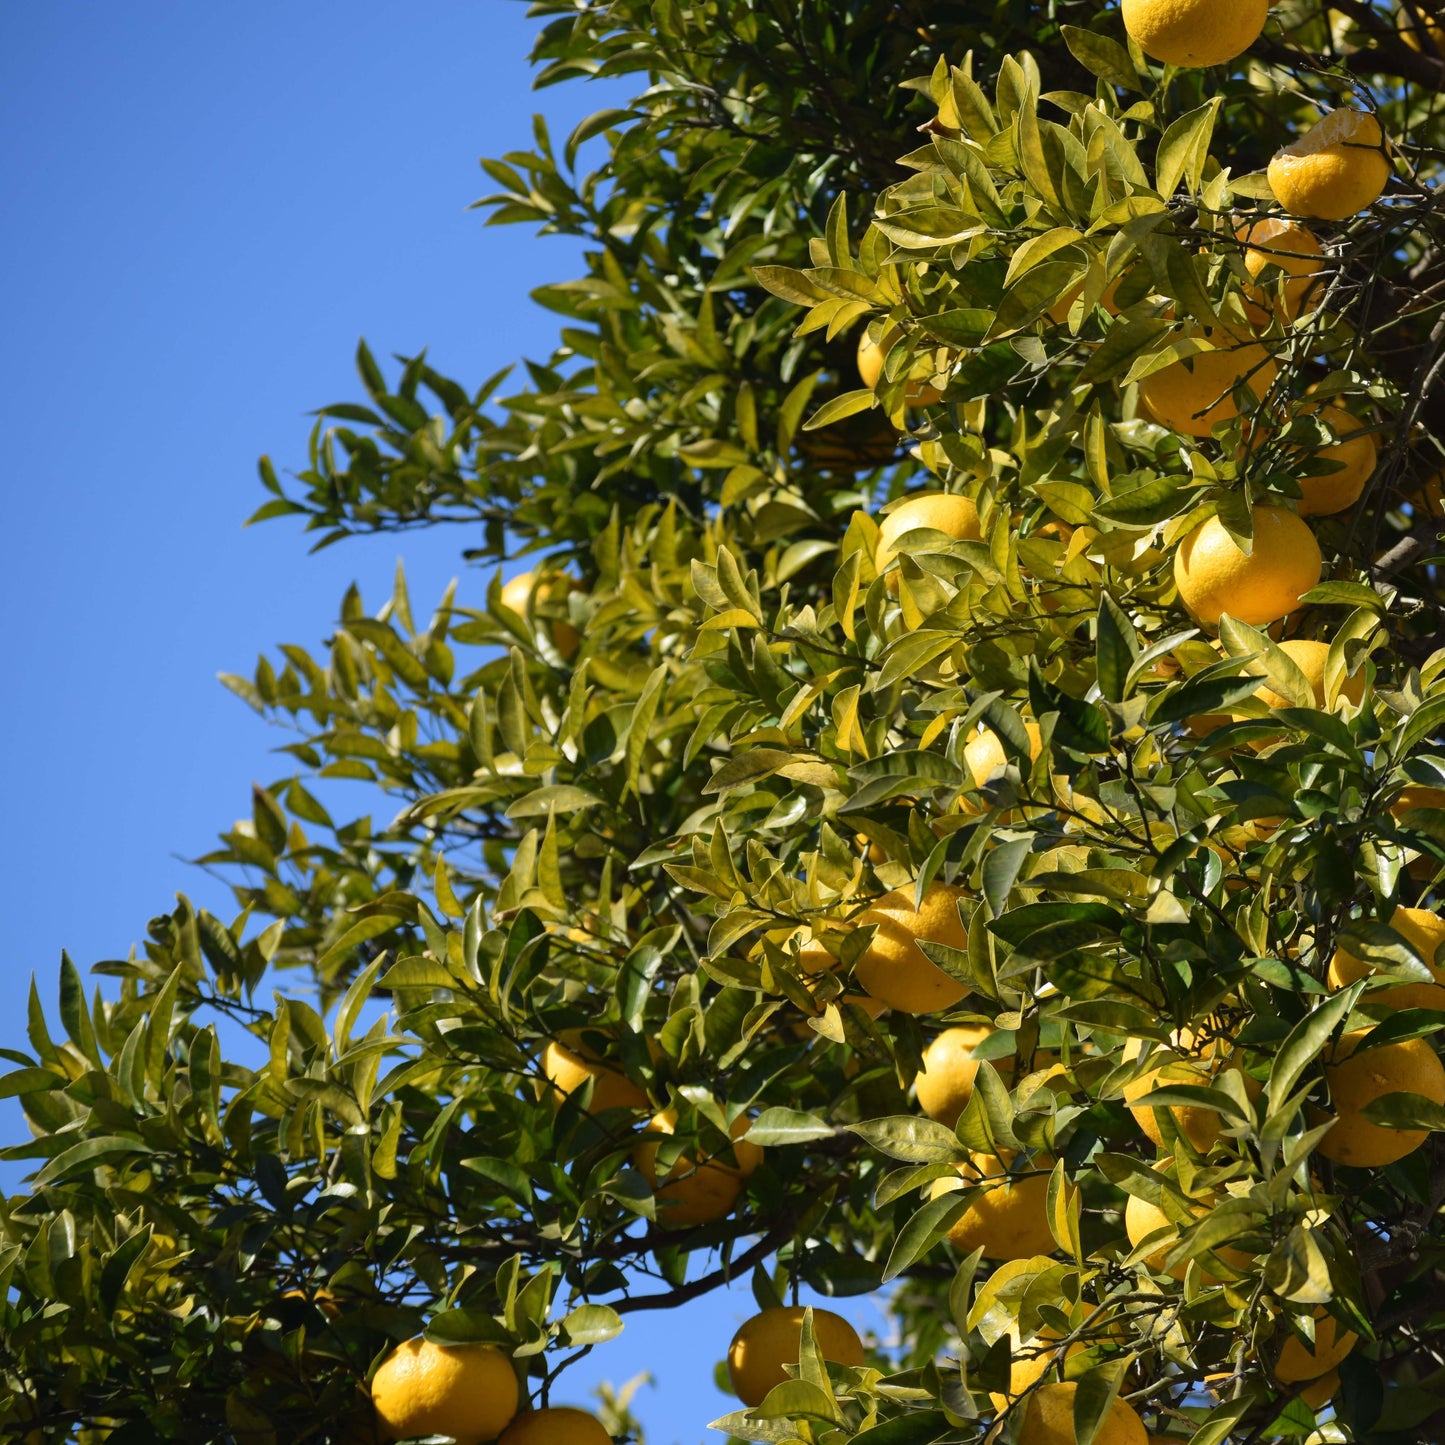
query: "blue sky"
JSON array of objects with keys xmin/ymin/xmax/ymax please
[{"xmin": 0, "ymin": 6, "xmax": 887, "ymax": 1440}]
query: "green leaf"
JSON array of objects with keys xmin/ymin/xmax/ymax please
[
  {"xmin": 849, "ymin": 1412, "xmax": 952, "ymax": 1445},
  {"xmin": 744, "ymin": 1108, "xmax": 836, "ymax": 1146},
  {"xmin": 424, "ymin": 1309, "xmax": 515, "ymax": 1346},
  {"xmin": 884, "ymin": 1190, "xmax": 973, "ymax": 1282},
  {"xmin": 99, "ymin": 1228, "xmax": 153, "ymax": 1316},
  {"xmin": 755, "ymin": 1380, "xmax": 844, "ymax": 1424},
  {"xmin": 618, "ymin": 927, "xmax": 679, "ymax": 1031},
  {"xmin": 1156, "ymin": 99, "xmax": 1221, "ymax": 200},
  {"xmin": 1096, "ymin": 592, "xmax": 1139, "ymax": 703},
  {"xmin": 458, "ymin": 1155, "xmax": 534, "ymax": 1204},
  {"xmin": 625, "ymin": 663, "xmax": 669, "ymax": 798},
  {"xmin": 504, "ymin": 784, "xmax": 606, "ymax": 818},
  {"xmin": 848, "ymin": 1116, "xmax": 968, "ymax": 1163},
  {"xmin": 1266, "ymin": 982, "xmax": 1366, "ymax": 1116},
  {"xmin": 560, "ymin": 1303, "xmax": 624, "ymax": 1345},
  {"xmin": 1061, "ymin": 26, "xmax": 1140, "ymax": 90},
  {"xmin": 32, "ymin": 1135, "xmax": 152, "ymax": 1188},
  {"xmin": 1073, "ymin": 1359, "xmax": 1130, "ymax": 1445},
  {"xmin": 1092, "ymin": 476, "xmax": 1201, "ymax": 526},
  {"xmin": 803, "ymin": 389, "xmax": 878, "ymax": 431},
  {"xmin": 0, "ymin": 1067, "xmax": 67, "ymax": 1099},
  {"xmin": 1359, "ymin": 1091, "xmax": 1445, "ymax": 1131}
]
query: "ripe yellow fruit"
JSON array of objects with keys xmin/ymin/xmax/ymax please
[
  {"xmin": 852, "ymin": 883, "xmax": 970, "ymax": 1014},
  {"xmin": 1121, "ymin": 0, "xmax": 1268, "ymax": 66},
  {"xmin": 1124, "ymin": 1190, "xmax": 1252, "ymax": 1281},
  {"xmin": 1173, "ymin": 507, "xmax": 1321, "ymax": 628},
  {"xmin": 875, "ymin": 493, "xmax": 982, "ymax": 589},
  {"xmin": 633, "ymin": 1109, "xmax": 763, "ymax": 1227},
  {"xmin": 1392, "ymin": 784, "xmax": 1445, "ymax": 817},
  {"xmin": 960, "ymin": 723, "xmax": 1045, "ymax": 814},
  {"xmin": 540, "ymin": 1034, "xmax": 649, "ymax": 1115},
  {"xmin": 1124, "ymin": 1054, "xmax": 1226, "ymax": 1153},
  {"xmin": 1299, "ymin": 1369, "xmax": 1341, "ymax": 1410},
  {"xmin": 1238, "ymin": 218, "xmax": 1327, "ymax": 325},
  {"xmin": 1238, "ymin": 638, "xmax": 1367, "ymax": 721},
  {"xmin": 915, "ymin": 1024, "xmax": 998, "ymax": 1126},
  {"xmin": 1125, "ymin": 1193, "xmax": 1187, "ymax": 1278},
  {"xmin": 857, "ymin": 328, "xmax": 944, "ymax": 406},
  {"xmin": 1138, "ymin": 331, "xmax": 1278, "ymax": 438},
  {"xmin": 1328, "ymin": 906, "xmax": 1445, "ymax": 1010},
  {"xmin": 499, "ymin": 1407, "xmax": 613, "ymax": 1445},
  {"xmin": 754, "ymin": 924, "xmax": 840, "ymax": 976},
  {"xmin": 934, "ymin": 1153, "xmax": 1058, "ymax": 1260},
  {"xmin": 987, "ymin": 1295, "xmax": 1105, "ymax": 1411},
  {"xmin": 1269, "ymin": 109, "xmax": 1391, "ymax": 221},
  {"xmin": 501, "ymin": 571, "xmax": 581, "ymax": 658},
  {"xmin": 1296, "ymin": 404, "xmax": 1377, "ymax": 515},
  {"xmin": 370, "ymin": 1339, "xmax": 519, "ymax": 1445},
  {"xmin": 1275, "ymin": 1309, "xmax": 1358, "ymax": 1384},
  {"xmin": 1020, "ymin": 1382, "xmax": 1148, "ymax": 1445},
  {"xmin": 726, "ymin": 1306, "xmax": 866, "ymax": 1406},
  {"xmin": 1319, "ymin": 1029, "xmax": 1445, "ymax": 1167}
]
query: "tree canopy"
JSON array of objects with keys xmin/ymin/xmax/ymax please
[{"xmin": 6, "ymin": 2, "xmax": 1445, "ymax": 1442}]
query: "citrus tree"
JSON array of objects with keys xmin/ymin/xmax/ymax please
[{"xmin": 6, "ymin": 1, "xmax": 1445, "ymax": 1441}]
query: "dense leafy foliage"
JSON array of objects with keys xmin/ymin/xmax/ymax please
[{"xmin": 6, "ymin": 2, "xmax": 1445, "ymax": 1442}]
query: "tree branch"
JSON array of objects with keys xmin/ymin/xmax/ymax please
[{"xmin": 612, "ymin": 1217, "xmax": 797, "ymax": 1314}]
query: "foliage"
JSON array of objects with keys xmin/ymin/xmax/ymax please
[{"xmin": 6, "ymin": 1, "xmax": 1445, "ymax": 1442}]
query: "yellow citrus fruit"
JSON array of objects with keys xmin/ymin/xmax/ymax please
[
  {"xmin": 964, "ymin": 724, "xmax": 1040, "ymax": 787},
  {"xmin": 1124, "ymin": 1054, "xmax": 1226, "ymax": 1154},
  {"xmin": 857, "ymin": 328, "xmax": 944, "ymax": 406},
  {"xmin": 754, "ymin": 924, "xmax": 840, "ymax": 976},
  {"xmin": 540, "ymin": 1034, "xmax": 649, "ymax": 1115},
  {"xmin": 1125, "ymin": 1192, "xmax": 1187, "ymax": 1278},
  {"xmin": 1139, "ymin": 331, "xmax": 1278, "ymax": 437},
  {"xmin": 1319, "ymin": 1029, "xmax": 1445, "ymax": 1167},
  {"xmin": 852, "ymin": 883, "xmax": 971, "ymax": 1015},
  {"xmin": 988, "ymin": 1312, "xmax": 1098, "ymax": 1410},
  {"xmin": 1295, "ymin": 403, "xmax": 1376, "ymax": 515},
  {"xmin": 1299, "ymin": 1369, "xmax": 1340, "ymax": 1409},
  {"xmin": 1399, "ymin": 7, "xmax": 1445, "ymax": 50},
  {"xmin": 1238, "ymin": 218, "xmax": 1327, "ymax": 325},
  {"xmin": 1259, "ymin": 638, "xmax": 1365, "ymax": 709},
  {"xmin": 633, "ymin": 1109, "xmax": 763, "ymax": 1227},
  {"xmin": 1392, "ymin": 784, "xmax": 1445, "ymax": 818},
  {"xmin": 370, "ymin": 1339, "xmax": 519, "ymax": 1445},
  {"xmin": 1275, "ymin": 1309, "xmax": 1358, "ymax": 1384},
  {"xmin": 1124, "ymin": 1191, "xmax": 1252, "ymax": 1282},
  {"xmin": 1019, "ymin": 1381, "xmax": 1148, "ymax": 1445},
  {"xmin": 1174, "ymin": 506, "xmax": 1321, "ymax": 628},
  {"xmin": 959, "ymin": 722, "xmax": 1045, "ymax": 811},
  {"xmin": 1269, "ymin": 109, "xmax": 1391, "ymax": 220},
  {"xmin": 875, "ymin": 493, "xmax": 982, "ymax": 589},
  {"xmin": 915, "ymin": 1024, "xmax": 999, "ymax": 1126},
  {"xmin": 501, "ymin": 571, "xmax": 581, "ymax": 658},
  {"xmin": 726, "ymin": 1306, "xmax": 866, "ymax": 1406},
  {"xmin": 1328, "ymin": 906, "xmax": 1445, "ymax": 1010},
  {"xmin": 499, "ymin": 1407, "xmax": 613, "ymax": 1445},
  {"xmin": 933, "ymin": 1153, "xmax": 1058, "ymax": 1260},
  {"xmin": 1121, "ymin": 0, "xmax": 1268, "ymax": 66}
]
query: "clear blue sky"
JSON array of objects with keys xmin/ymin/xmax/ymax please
[{"xmin": 0, "ymin": 7, "xmax": 886, "ymax": 1441}]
